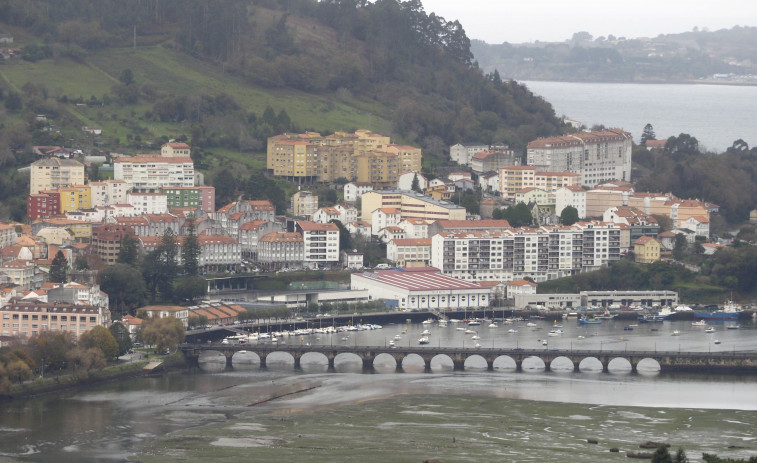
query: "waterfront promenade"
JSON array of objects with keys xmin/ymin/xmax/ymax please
[{"xmin": 180, "ymin": 343, "xmax": 757, "ymax": 374}]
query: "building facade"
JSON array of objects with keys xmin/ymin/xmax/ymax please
[
  {"xmin": 114, "ymin": 155, "xmax": 195, "ymax": 190},
  {"xmin": 361, "ymin": 190, "xmax": 467, "ymax": 225},
  {"xmin": 526, "ymin": 129, "xmax": 633, "ymax": 187},
  {"xmin": 30, "ymin": 158, "xmax": 86, "ymax": 194}
]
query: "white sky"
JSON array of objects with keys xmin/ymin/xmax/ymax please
[{"xmin": 419, "ymin": 0, "xmax": 757, "ymax": 43}]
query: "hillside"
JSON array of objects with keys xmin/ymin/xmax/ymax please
[{"xmin": 472, "ymin": 26, "xmax": 757, "ymax": 83}]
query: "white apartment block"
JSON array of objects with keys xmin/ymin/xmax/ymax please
[
  {"xmin": 430, "ymin": 221, "xmax": 621, "ymax": 282},
  {"xmin": 126, "ymin": 191, "xmax": 169, "ymax": 215},
  {"xmin": 312, "ymin": 204, "xmax": 358, "ymax": 225},
  {"xmin": 555, "ymin": 185, "xmax": 587, "ymax": 218},
  {"xmin": 296, "ymin": 221, "xmax": 340, "ymax": 268},
  {"xmin": 527, "ymin": 129, "xmax": 633, "ymax": 187},
  {"xmin": 499, "ymin": 166, "xmax": 581, "ymax": 199},
  {"xmin": 371, "ymin": 208, "xmax": 402, "ymax": 236},
  {"xmin": 139, "ymin": 235, "xmax": 240, "ymax": 272},
  {"xmin": 114, "ymin": 155, "xmax": 195, "ymax": 190},
  {"xmin": 344, "ymin": 182, "xmax": 374, "ymax": 202},
  {"xmin": 161, "ymin": 142, "xmax": 191, "ymax": 157},
  {"xmin": 89, "ymin": 180, "xmax": 128, "ymax": 207},
  {"xmin": 397, "ymin": 218, "xmax": 432, "ymax": 238},
  {"xmin": 449, "ymin": 143, "xmax": 489, "ymax": 165}
]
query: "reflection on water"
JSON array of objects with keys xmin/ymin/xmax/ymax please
[{"xmin": 1, "ymin": 319, "xmax": 755, "ymax": 462}]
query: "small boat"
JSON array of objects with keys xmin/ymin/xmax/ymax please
[
  {"xmin": 456, "ymin": 327, "xmax": 465, "ymax": 331},
  {"xmin": 624, "ymin": 326, "xmax": 634, "ymax": 331},
  {"xmin": 542, "ymin": 340, "xmax": 548, "ymax": 346},
  {"xmin": 579, "ymin": 316, "xmax": 602, "ymax": 325},
  {"xmin": 488, "ymin": 323, "xmax": 498, "ymax": 328},
  {"xmin": 714, "ymin": 339, "xmax": 721, "ymax": 345},
  {"xmin": 464, "ymin": 329, "xmax": 477, "ymax": 334},
  {"xmin": 526, "ymin": 322, "xmax": 537, "ymax": 327},
  {"xmin": 388, "ymin": 340, "xmax": 395, "ymax": 347},
  {"xmin": 474, "ymin": 342, "xmax": 482, "ymax": 349},
  {"xmin": 704, "ymin": 327, "xmax": 715, "ymax": 333},
  {"xmin": 468, "ymin": 320, "xmax": 482, "ymax": 326},
  {"xmin": 548, "ymin": 329, "xmax": 564, "ymax": 336},
  {"xmin": 692, "ymin": 320, "xmax": 708, "ymax": 326},
  {"xmin": 577, "ymin": 335, "xmax": 585, "ymax": 340},
  {"xmin": 421, "ymin": 329, "xmax": 430, "ymax": 335},
  {"xmin": 394, "ymin": 334, "xmax": 402, "ymax": 340},
  {"xmin": 418, "ymin": 336, "xmax": 430, "ymax": 345},
  {"xmin": 471, "ymin": 335, "xmax": 480, "ymax": 340},
  {"xmin": 508, "ymin": 329, "xmax": 518, "ymax": 333},
  {"xmin": 422, "ymin": 318, "xmax": 434, "ymax": 324},
  {"xmin": 671, "ymin": 330, "xmax": 680, "ymax": 336},
  {"xmin": 727, "ymin": 325, "xmax": 740, "ymax": 330}
]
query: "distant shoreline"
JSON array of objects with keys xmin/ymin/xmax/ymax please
[{"xmin": 516, "ymin": 78, "xmax": 757, "ymax": 87}]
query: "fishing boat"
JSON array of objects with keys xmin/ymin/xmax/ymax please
[
  {"xmin": 548, "ymin": 329, "xmax": 564, "ymax": 336},
  {"xmin": 693, "ymin": 299, "xmax": 742, "ymax": 320},
  {"xmin": 579, "ymin": 316, "xmax": 602, "ymax": 325},
  {"xmin": 637, "ymin": 313, "xmax": 665, "ymax": 323},
  {"xmin": 691, "ymin": 320, "xmax": 708, "ymax": 326}
]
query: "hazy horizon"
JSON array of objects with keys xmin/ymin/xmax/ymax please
[{"xmin": 420, "ymin": 0, "xmax": 757, "ymax": 44}]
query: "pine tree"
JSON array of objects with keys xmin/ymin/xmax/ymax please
[
  {"xmin": 411, "ymin": 173, "xmax": 422, "ymax": 193},
  {"xmin": 49, "ymin": 250, "xmax": 68, "ymax": 283},
  {"xmin": 182, "ymin": 216, "xmax": 200, "ymax": 276},
  {"xmin": 641, "ymin": 123, "xmax": 656, "ymax": 145}
]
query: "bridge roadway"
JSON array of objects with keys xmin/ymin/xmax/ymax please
[{"xmin": 180, "ymin": 343, "xmax": 757, "ymax": 374}]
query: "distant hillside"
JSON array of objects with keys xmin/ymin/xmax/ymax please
[
  {"xmin": 472, "ymin": 26, "xmax": 757, "ymax": 83},
  {"xmin": 0, "ymin": 0, "xmax": 563, "ymax": 159}
]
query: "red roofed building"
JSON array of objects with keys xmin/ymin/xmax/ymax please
[
  {"xmin": 505, "ymin": 279, "xmax": 538, "ymax": 299},
  {"xmin": 258, "ymin": 232, "xmax": 303, "ymax": 269},
  {"xmin": 387, "ymin": 238, "xmax": 432, "ymax": 267},
  {"xmin": 138, "ymin": 234, "xmax": 241, "ymax": 273},
  {"xmin": 350, "ymin": 267, "xmax": 490, "ymax": 310}
]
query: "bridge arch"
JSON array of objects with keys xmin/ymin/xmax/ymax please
[
  {"xmin": 636, "ymin": 357, "xmax": 661, "ymax": 375},
  {"xmin": 463, "ymin": 354, "xmax": 488, "ymax": 370},
  {"xmin": 549, "ymin": 355, "xmax": 576, "ymax": 373},
  {"xmin": 492, "ymin": 355, "xmax": 517, "ymax": 371},
  {"xmin": 400, "ymin": 353, "xmax": 428, "ymax": 372},
  {"xmin": 429, "ymin": 354, "xmax": 454, "ymax": 371},
  {"xmin": 333, "ymin": 352, "xmax": 364, "ymax": 372},
  {"xmin": 264, "ymin": 351, "xmax": 296, "ymax": 369},
  {"xmin": 578, "ymin": 356, "xmax": 604, "ymax": 373},
  {"xmin": 521, "ymin": 356, "xmax": 546, "ymax": 372},
  {"xmin": 607, "ymin": 357, "xmax": 632, "ymax": 374},
  {"xmin": 299, "ymin": 352, "xmax": 329, "ymax": 372}
]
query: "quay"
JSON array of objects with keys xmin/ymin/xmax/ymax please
[{"xmin": 180, "ymin": 343, "xmax": 757, "ymax": 374}]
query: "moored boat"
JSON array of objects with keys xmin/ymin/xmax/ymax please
[
  {"xmin": 579, "ymin": 316, "xmax": 602, "ymax": 325},
  {"xmin": 418, "ymin": 336, "xmax": 430, "ymax": 345},
  {"xmin": 693, "ymin": 299, "xmax": 742, "ymax": 320}
]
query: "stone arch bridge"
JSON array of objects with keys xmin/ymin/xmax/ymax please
[{"xmin": 180, "ymin": 344, "xmax": 757, "ymax": 374}]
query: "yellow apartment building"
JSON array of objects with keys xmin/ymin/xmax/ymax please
[
  {"xmin": 58, "ymin": 185, "xmax": 92, "ymax": 213},
  {"xmin": 634, "ymin": 236, "xmax": 661, "ymax": 263},
  {"xmin": 361, "ymin": 190, "xmax": 466, "ymax": 224}
]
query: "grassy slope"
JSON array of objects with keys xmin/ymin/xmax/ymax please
[{"xmin": 0, "ymin": 44, "xmax": 392, "ymax": 169}]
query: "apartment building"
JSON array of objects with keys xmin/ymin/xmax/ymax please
[
  {"xmin": 499, "ymin": 166, "xmax": 581, "ymax": 199},
  {"xmin": 296, "ymin": 221, "xmax": 340, "ymax": 268},
  {"xmin": 361, "ymin": 190, "xmax": 466, "ymax": 225},
  {"xmin": 56, "ymin": 185, "xmax": 92, "ymax": 214},
  {"xmin": 430, "ymin": 221, "xmax": 621, "ymax": 282},
  {"xmin": 371, "ymin": 208, "xmax": 402, "ymax": 236},
  {"xmin": 29, "ymin": 158, "xmax": 86, "ymax": 194},
  {"xmin": 470, "ymin": 149, "xmax": 519, "ymax": 174},
  {"xmin": 88, "ymin": 180, "xmax": 128, "ymax": 207},
  {"xmin": 267, "ymin": 130, "xmax": 421, "ymax": 187},
  {"xmin": 343, "ymin": 182, "xmax": 373, "ymax": 202},
  {"xmin": 160, "ymin": 142, "xmax": 191, "ymax": 157},
  {"xmin": 126, "ymin": 191, "xmax": 168, "ymax": 215},
  {"xmin": 291, "ymin": 190, "xmax": 319, "ymax": 218},
  {"xmin": 526, "ymin": 129, "xmax": 633, "ymax": 187},
  {"xmin": 114, "ymin": 155, "xmax": 195, "ymax": 190},
  {"xmin": 138, "ymin": 235, "xmax": 241, "ymax": 273},
  {"xmin": 91, "ymin": 224, "xmax": 134, "ymax": 265},
  {"xmin": 555, "ymin": 185, "xmax": 587, "ymax": 218},
  {"xmin": 257, "ymin": 232, "xmax": 304, "ymax": 269},
  {"xmin": 449, "ymin": 142, "xmax": 490, "ymax": 165},
  {"xmin": 27, "ymin": 191, "xmax": 61, "ymax": 220},
  {"xmin": 239, "ymin": 220, "xmax": 284, "ymax": 260},
  {"xmin": 387, "ymin": 238, "xmax": 432, "ymax": 267},
  {"xmin": 161, "ymin": 186, "xmax": 215, "ymax": 213},
  {"xmin": 313, "ymin": 204, "xmax": 358, "ymax": 225},
  {"xmin": 0, "ymin": 300, "xmax": 110, "ymax": 338}
]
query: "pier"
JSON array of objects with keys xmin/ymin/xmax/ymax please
[{"xmin": 180, "ymin": 343, "xmax": 757, "ymax": 374}]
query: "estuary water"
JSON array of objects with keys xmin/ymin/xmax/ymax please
[
  {"xmin": 1, "ymin": 318, "xmax": 756, "ymax": 463},
  {"xmin": 523, "ymin": 81, "xmax": 757, "ymax": 152}
]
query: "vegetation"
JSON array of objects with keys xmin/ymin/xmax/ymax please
[
  {"xmin": 48, "ymin": 250, "xmax": 69, "ymax": 283},
  {"xmin": 138, "ymin": 316, "xmax": 185, "ymax": 353}
]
